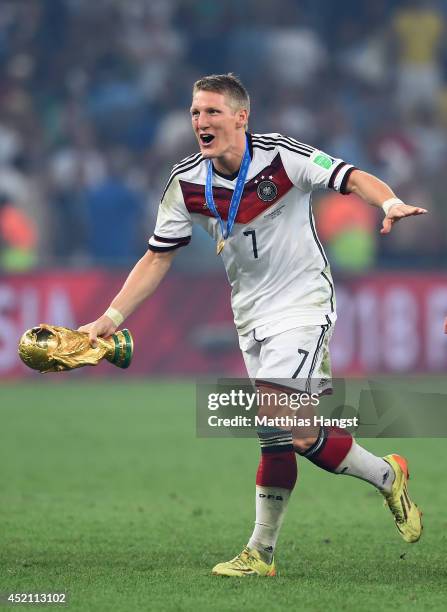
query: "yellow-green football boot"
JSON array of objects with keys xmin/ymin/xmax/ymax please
[
  {"xmin": 212, "ymin": 547, "xmax": 276, "ymax": 577},
  {"xmin": 382, "ymin": 454, "xmax": 423, "ymax": 543}
]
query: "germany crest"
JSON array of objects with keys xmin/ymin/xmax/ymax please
[{"xmin": 257, "ymin": 180, "xmax": 277, "ymax": 202}]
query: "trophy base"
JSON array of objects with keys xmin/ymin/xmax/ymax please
[{"xmin": 108, "ymin": 329, "xmax": 134, "ymax": 369}]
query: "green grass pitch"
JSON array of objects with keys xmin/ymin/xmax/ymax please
[{"xmin": 1, "ymin": 380, "xmax": 446, "ymax": 611}]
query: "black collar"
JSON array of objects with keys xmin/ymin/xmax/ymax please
[{"xmin": 212, "ymin": 132, "xmax": 253, "ymax": 181}]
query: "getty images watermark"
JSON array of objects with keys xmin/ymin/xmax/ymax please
[
  {"xmin": 196, "ymin": 377, "xmax": 447, "ymax": 438},
  {"xmin": 206, "ymin": 387, "xmax": 358, "ymax": 429}
]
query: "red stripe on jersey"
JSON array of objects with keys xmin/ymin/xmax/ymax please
[{"xmin": 179, "ymin": 154, "xmax": 293, "ymax": 224}]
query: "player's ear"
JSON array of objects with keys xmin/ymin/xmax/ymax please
[{"xmin": 236, "ymin": 108, "xmax": 249, "ymax": 129}]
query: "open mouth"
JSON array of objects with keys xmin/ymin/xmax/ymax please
[{"xmin": 200, "ymin": 134, "xmax": 215, "ymax": 145}]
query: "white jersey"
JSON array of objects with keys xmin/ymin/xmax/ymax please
[{"xmin": 149, "ymin": 133, "xmax": 356, "ymax": 335}]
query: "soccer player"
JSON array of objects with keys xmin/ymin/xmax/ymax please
[{"xmin": 79, "ymin": 74, "xmax": 426, "ymax": 577}]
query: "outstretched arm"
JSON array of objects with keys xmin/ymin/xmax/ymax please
[
  {"xmin": 78, "ymin": 249, "xmax": 176, "ymax": 346},
  {"xmin": 346, "ymin": 169, "xmax": 427, "ymax": 234}
]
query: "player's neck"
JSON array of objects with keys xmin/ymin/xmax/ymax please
[{"xmin": 212, "ymin": 134, "xmax": 247, "ymax": 176}]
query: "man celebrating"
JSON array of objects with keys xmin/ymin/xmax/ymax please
[{"xmin": 79, "ymin": 74, "xmax": 426, "ymax": 576}]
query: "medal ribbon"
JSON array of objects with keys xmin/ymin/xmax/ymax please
[{"xmin": 205, "ymin": 135, "xmax": 251, "ymax": 244}]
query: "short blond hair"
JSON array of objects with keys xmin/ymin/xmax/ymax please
[{"xmin": 192, "ymin": 73, "xmax": 250, "ymax": 114}]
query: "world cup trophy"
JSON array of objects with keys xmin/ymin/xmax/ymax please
[{"xmin": 18, "ymin": 324, "xmax": 134, "ymax": 373}]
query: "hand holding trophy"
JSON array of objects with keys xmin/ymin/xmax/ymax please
[{"xmin": 18, "ymin": 324, "xmax": 133, "ymax": 373}]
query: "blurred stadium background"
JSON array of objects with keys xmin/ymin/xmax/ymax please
[{"xmin": 1, "ymin": 0, "xmax": 447, "ymax": 380}]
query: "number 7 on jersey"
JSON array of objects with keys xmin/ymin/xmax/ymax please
[{"xmin": 243, "ymin": 229, "xmax": 258, "ymax": 259}]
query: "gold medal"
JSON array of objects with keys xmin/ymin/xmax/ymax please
[{"xmin": 216, "ymin": 239, "xmax": 225, "ymax": 255}]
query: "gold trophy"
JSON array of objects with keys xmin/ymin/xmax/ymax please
[{"xmin": 18, "ymin": 324, "xmax": 134, "ymax": 373}]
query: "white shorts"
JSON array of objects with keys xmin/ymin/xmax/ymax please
[{"xmin": 239, "ymin": 323, "xmax": 333, "ymax": 394}]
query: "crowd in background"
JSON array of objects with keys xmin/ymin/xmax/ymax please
[{"xmin": 0, "ymin": 0, "xmax": 447, "ymax": 272}]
